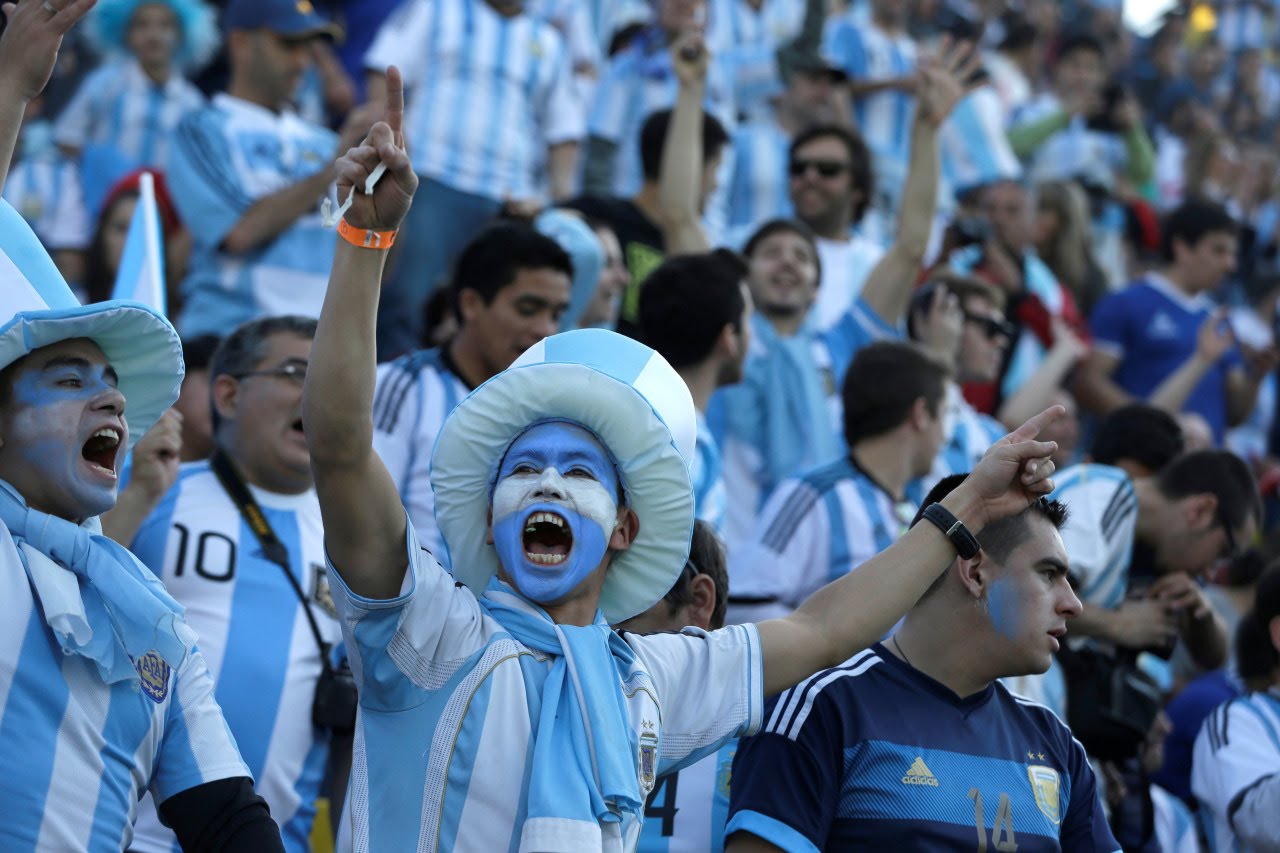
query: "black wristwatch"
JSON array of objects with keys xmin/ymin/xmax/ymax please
[{"xmin": 920, "ymin": 503, "xmax": 981, "ymax": 560}]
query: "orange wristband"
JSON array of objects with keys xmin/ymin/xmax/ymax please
[{"xmin": 337, "ymin": 218, "xmax": 398, "ymax": 250}]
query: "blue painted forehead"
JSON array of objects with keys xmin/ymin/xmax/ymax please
[{"xmin": 488, "ymin": 419, "xmax": 628, "ymax": 503}]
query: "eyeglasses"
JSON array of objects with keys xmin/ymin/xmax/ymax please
[
  {"xmin": 788, "ymin": 158, "xmax": 851, "ymax": 179},
  {"xmin": 234, "ymin": 363, "xmax": 307, "ymax": 384},
  {"xmin": 963, "ymin": 311, "xmax": 1016, "ymax": 341}
]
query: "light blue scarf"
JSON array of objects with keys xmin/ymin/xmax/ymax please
[
  {"xmin": 479, "ymin": 580, "xmax": 643, "ymax": 838},
  {"xmin": 0, "ymin": 480, "xmax": 194, "ymax": 684},
  {"xmin": 722, "ymin": 314, "xmax": 841, "ymax": 493}
]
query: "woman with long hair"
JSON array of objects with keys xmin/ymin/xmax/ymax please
[{"xmin": 1034, "ymin": 179, "xmax": 1111, "ymax": 316}]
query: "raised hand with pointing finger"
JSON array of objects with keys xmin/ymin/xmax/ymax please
[{"xmin": 332, "ymin": 65, "xmax": 418, "ymax": 235}]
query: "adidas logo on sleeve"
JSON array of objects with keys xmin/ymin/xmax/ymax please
[{"xmin": 901, "ymin": 756, "xmax": 939, "ymax": 787}]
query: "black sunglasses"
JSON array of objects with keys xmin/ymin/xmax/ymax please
[
  {"xmin": 963, "ymin": 311, "xmax": 1016, "ymax": 340},
  {"xmin": 789, "ymin": 158, "xmax": 850, "ymax": 178}
]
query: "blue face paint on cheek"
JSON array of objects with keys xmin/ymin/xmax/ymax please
[
  {"xmin": 493, "ymin": 505, "xmax": 612, "ymax": 604},
  {"xmin": 986, "ymin": 577, "xmax": 1024, "ymax": 643}
]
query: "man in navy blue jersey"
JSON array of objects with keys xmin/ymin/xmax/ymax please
[{"xmin": 725, "ymin": 473, "xmax": 1120, "ymax": 852}]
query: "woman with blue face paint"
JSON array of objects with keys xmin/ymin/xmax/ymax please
[
  {"xmin": 305, "ymin": 68, "xmax": 1069, "ymax": 853},
  {"xmin": 0, "ymin": 6, "xmax": 281, "ymax": 848}
]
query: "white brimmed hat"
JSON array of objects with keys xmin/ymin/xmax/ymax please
[
  {"xmin": 0, "ymin": 200, "xmax": 183, "ymax": 449},
  {"xmin": 431, "ymin": 328, "xmax": 696, "ymax": 624}
]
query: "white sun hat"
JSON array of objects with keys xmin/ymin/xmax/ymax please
[
  {"xmin": 431, "ymin": 328, "xmax": 697, "ymax": 624},
  {"xmin": 0, "ymin": 200, "xmax": 183, "ymax": 449}
]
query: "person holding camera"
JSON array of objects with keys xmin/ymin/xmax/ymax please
[
  {"xmin": 127, "ymin": 316, "xmax": 352, "ymax": 852},
  {"xmin": 1006, "ymin": 32, "xmax": 1154, "ymax": 195}
]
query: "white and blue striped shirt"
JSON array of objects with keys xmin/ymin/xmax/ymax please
[
  {"xmin": 333, "ymin": 529, "xmax": 764, "ymax": 852},
  {"xmin": 588, "ymin": 26, "xmax": 737, "ymax": 198},
  {"xmin": 53, "ymin": 57, "xmax": 205, "ymax": 175},
  {"xmin": 3, "ymin": 151, "xmax": 91, "ymax": 251},
  {"xmin": 1049, "ymin": 463, "xmax": 1138, "ymax": 612},
  {"xmin": 1193, "ymin": 690, "xmax": 1280, "ymax": 852},
  {"xmin": 127, "ymin": 462, "xmax": 340, "ymax": 852},
  {"xmin": 939, "ymin": 87, "xmax": 1021, "ymax": 206},
  {"xmin": 693, "ymin": 411, "xmax": 727, "ymax": 534},
  {"xmin": 725, "ymin": 118, "xmax": 793, "ymax": 230},
  {"xmin": 1214, "ymin": 0, "xmax": 1280, "ymax": 52},
  {"xmin": 0, "ymin": 524, "xmax": 248, "ymax": 851},
  {"xmin": 727, "ymin": 456, "xmax": 914, "ymax": 622},
  {"xmin": 365, "ymin": 0, "xmax": 585, "ymax": 201},
  {"xmin": 371, "ymin": 348, "xmax": 471, "ymax": 566},
  {"xmin": 822, "ymin": 16, "xmax": 916, "ymax": 209},
  {"xmin": 1012, "ymin": 93, "xmax": 1128, "ymax": 189},
  {"xmin": 706, "ymin": 0, "xmax": 807, "ymax": 122},
  {"xmin": 167, "ymin": 93, "xmax": 338, "ymax": 338},
  {"xmin": 636, "ymin": 739, "xmax": 736, "ymax": 853}
]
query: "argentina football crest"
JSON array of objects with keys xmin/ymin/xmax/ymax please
[
  {"xmin": 1027, "ymin": 765, "xmax": 1062, "ymax": 824},
  {"xmin": 135, "ymin": 651, "xmax": 172, "ymax": 703},
  {"xmin": 638, "ymin": 722, "xmax": 658, "ymax": 795},
  {"xmin": 310, "ymin": 563, "xmax": 338, "ymax": 618}
]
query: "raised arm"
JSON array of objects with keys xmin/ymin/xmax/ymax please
[
  {"xmin": 303, "ymin": 67, "xmax": 418, "ymax": 600},
  {"xmin": 756, "ymin": 406, "xmax": 1065, "ymax": 695},
  {"xmin": 860, "ymin": 40, "xmax": 978, "ymax": 326},
  {"xmin": 0, "ymin": 0, "xmax": 95, "ymax": 191},
  {"xmin": 657, "ymin": 32, "xmax": 711, "ymax": 255}
]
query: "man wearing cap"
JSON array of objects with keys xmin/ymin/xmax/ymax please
[
  {"xmin": 304, "ymin": 68, "xmax": 1065, "ymax": 852},
  {"xmin": 0, "ymin": 2, "xmax": 281, "ymax": 848},
  {"xmin": 166, "ymin": 0, "xmax": 375, "ymax": 337}
]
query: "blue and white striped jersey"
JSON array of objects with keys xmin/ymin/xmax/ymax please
[
  {"xmin": 1193, "ymin": 690, "xmax": 1280, "ymax": 852},
  {"xmin": 128, "ymin": 462, "xmax": 340, "ymax": 852},
  {"xmin": 728, "ymin": 647, "xmax": 1121, "ymax": 851},
  {"xmin": 0, "ymin": 523, "xmax": 248, "ymax": 851},
  {"xmin": 1214, "ymin": 0, "xmax": 1280, "ymax": 52},
  {"xmin": 693, "ymin": 411, "xmax": 727, "ymax": 535},
  {"xmin": 706, "ymin": 0, "xmax": 806, "ymax": 122},
  {"xmin": 810, "ymin": 233, "xmax": 886, "ymax": 331},
  {"xmin": 940, "ymin": 86, "xmax": 1021, "ymax": 205},
  {"xmin": 365, "ymin": 0, "xmax": 585, "ymax": 201},
  {"xmin": 637, "ymin": 740, "xmax": 736, "ymax": 853},
  {"xmin": 1150, "ymin": 784, "xmax": 1200, "ymax": 853},
  {"xmin": 588, "ymin": 27, "xmax": 737, "ymax": 198},
  {"xmin": 822, "ymin": 16, "xmax": 916, "ymax": 208},
  {"xmin": 3, "ymin": 151, "xmax": 91, "ymax": 251},
  {"xmin": 714, "ymin": 298, "xmax": 899, "ymax": 552},
  {"xmin": 906, "ymin": 383, "xmax": 1007, "ymax": 506},
  {"xmin": 725, "ymin": 118, "xmax": 793, "ymax": 230},
  {"xmin": 167, "ymin": 94, "xmax": 338, "ymax": 338},
  {"xmin": 370, "ymin": 348, "xmax": 471, "ymax": 567},
  {"xmin": 728, "ymin": 456, "xmax": 915, "ymax": 622},
  {"xmin": 1013, "ymin": 94, "xmax": 1128, "ymax": 189},
  {"xmin": 52, "ymin": 57, "xmax": 205, "ymax": 177},
  {"xmin": 1048, "ymin": 464, "xmax": 1138, "ymax": 612},
  {"xmin": 332, "ymin": 529, "xmax": 764, "ymax": 852}
]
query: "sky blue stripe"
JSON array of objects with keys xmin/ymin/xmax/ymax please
[
  {"xmin": 0, "ymin": 610, "xmax": 70, "ymax": 845},
  {"xmin": 441, "ymin": 0, "xmax": 476, "ymax": 183},
  {"xmin": 139, "ymin": 85, "xmax": 164, "ymax": 167},
  {"xmin": 0, "ymin": 199, "xmax": 78, "ymax": 308},
  {"xmin": 109, "ymin": 88, "xmax": 126, "ymax": 156},
  {"xmin": 280, "ymin": 735, "xmax": 329, "ymax": 852},
  {"xmin": 212, "ymin": 513, "xmax": 301, "ymax": 778},
  {"xmin": 476, "ymin": 16, "xmax": 512, "ymax": 195},
  {"xmin": 90, "ymin": 682, "xmax": 152, "ymax": 848},
  {"xmin": 852, "ymin": 475, "xmax": 894, "ymax": 554},
  {"xmin": 436, "ymin": 673, "xmax": 493, "ymax": 851},
  {"xmin": 824, "ymin": 487, "xmax": 853, "ymax": 583},
  {"xmin": 725, "ymin": 810, "xmax": 821, "ymax": 853}
]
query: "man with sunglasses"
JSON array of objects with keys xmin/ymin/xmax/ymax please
[{"xmin": 127, "ymin": 316, "xmax": 350, "ymax": 852}]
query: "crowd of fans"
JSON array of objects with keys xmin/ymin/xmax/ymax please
[{"xmin": 7, "ymin": 0, "xmax": 1280, "ymax": 850}]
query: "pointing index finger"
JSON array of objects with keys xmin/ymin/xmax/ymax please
[
  {"xmin": 385, "ymin": 65, "xmax": 405, "ymax": 148},
  {"xmin": 1004, "ymin": 405, "xmax": 1066, "ymax": 445}
]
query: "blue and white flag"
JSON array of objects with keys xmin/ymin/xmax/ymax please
[{"xmin": 110, "ymin": 170, "xmax": 166, "ymax": 315}]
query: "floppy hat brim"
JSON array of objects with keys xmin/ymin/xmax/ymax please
[
  {"xmin": 431, "ymin": 347, "xmax": 695, "ymax": 625},
  {"xmin": 0, "ymin": 301, "xmax": 184, "ymax": 451}
]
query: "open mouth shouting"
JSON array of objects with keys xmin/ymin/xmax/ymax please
[
  {"xmin": 81, "ymin": 425, "xmax": 122, "ymax": 478},
  {"xmin": 523, "ymin": 510, "xmax": 574, "ymax": 565}
]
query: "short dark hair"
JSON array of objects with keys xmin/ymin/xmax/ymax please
[
  {"xmin": 209, "ymin": 315, "xmax": 317, "ymax": 431},
  {"xmin": 1156, "ymin": 450, "xmax": 1261, "ymax": 534},
  {"xmin": 1090, "ymin": 404, "xmax": 1184, "ymax": 472},
  {"xmin": 638, "ymin": 250, "xmax": 747, "ymax": 368},
  {"xmin": 450, "ymin": 223, "xmax": 574, "ymax": 322},
  {"xmin": 1235, "ymin": 564, "xmax": 1280, "ymax": 684},
  {"xmin": 789, "ymin": 124, "xmax": 874, "ymax": 224},
  {"xmin": 910, "ymin": 473, "xmax": 1070, "ymax": 599},
  {"xmin": 1055, "ymin": 32, "xmax": 1105, "ymax": 64},
  {"xmin": 743, "ymin": 218, "xmax": 823, "ymax": 283},
  {"xmin": 659, "ymin": 520, "xmax": 730, "ymax": 630},
  {"xmin": 639, "ymin": 108, "xmax": 730, "ymax": 182},
  {"xmin": 1161, "ymin": 199, "xmax": 1238, "ymax": 262},
  {"xmin": 181, "ymin": 335, "xmax": 222, "ymax": 373},
  {"xmin": 841, "ymin": 341, "xmax": 950, "ymax": 446}
]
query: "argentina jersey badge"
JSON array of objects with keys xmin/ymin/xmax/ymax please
[
  {"xmin": 1026, "ymin": 765, "xmax": 1062, "ymax": 825},
  {"xmin": 135, "ymin": 651, "xmax": 172, "ymax": 703},
  {"xmin": 638, "ymin": 721, "xmax": 658, "ymax": 796},
  {"xmin": 311, "ymin": 563, "xmax": 338, "ymax": 618}
]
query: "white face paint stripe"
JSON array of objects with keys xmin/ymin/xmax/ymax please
[{"xmin": 491, "ymin": 469, "xmax": 619, "ymax": 539}]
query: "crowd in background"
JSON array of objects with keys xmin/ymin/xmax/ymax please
[{"xmin": 9, "ymin": 0, "xmax": 1280, "ymax": 850}]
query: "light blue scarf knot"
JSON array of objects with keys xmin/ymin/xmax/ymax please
[
  {"xmin": 0, "ymin": 480, "xmax": 194, "ymax": 684},
  {"xmin": 479, "ymin": 579, "xmax": 643, "ymax": 833}
]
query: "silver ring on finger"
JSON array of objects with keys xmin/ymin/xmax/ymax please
[{"xmin": 41, "ymin": 0, "xmax": 57, "ymax": 15}]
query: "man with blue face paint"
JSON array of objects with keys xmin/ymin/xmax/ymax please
[
  {"xmin": 0, "ymin": 4, "xmax": 282, "ymax": 848},
  {"xmin": 305, "ymin": 66, "xmax": 1069, "ymax": 853}
]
